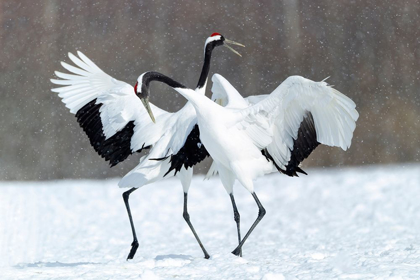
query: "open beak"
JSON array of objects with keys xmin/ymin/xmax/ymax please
[
  {"xmin": 140, "ymin": 98, "xmax": 156, "ymax": 123},
  {"xmin": 224, "ymin": 38, "xmax": 245, "ymax": 57}
]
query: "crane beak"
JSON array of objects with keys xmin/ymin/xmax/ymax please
[
  {"xmin": 224, "ymin": 39, "xmax": 245, "ymax": 57},
  {"xmin": 140, "ymin": 97, "xmax": 156, "ymax": 123},
  {"xmin": 214, "ymin": 98, "xmax": 223, "ymax": 106}
]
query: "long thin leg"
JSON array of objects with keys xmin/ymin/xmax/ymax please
[
  {"xmin": 183, "ymin": 192, "xmax": 210, "ymax": 259},
  {"xmin": 231, "ymin": 192, "xmax": 266, "ymax": 256},
  {"xmin": 229, "ymin": 193, "xmax": 242, "ymax": 257},
  {"xmin": 123, "ymin": 187, "xmax": 139, "ymax": 260}
]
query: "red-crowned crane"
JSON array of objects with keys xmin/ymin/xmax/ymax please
[
  {"xmin": 51, "ymin": 33, "xmax": 244, "ymax": 259},
  {"xmin": 137, "ymin": 71, "xmax": 359, "ymax": 256}
]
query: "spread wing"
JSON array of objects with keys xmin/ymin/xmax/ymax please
[
  {"xmin": 51, "ymin": 51, "xmax": 173, "ymax": 166},
  {"xmin": 238, "ymin": 75, "xmax": 359, "ymax": 174}
]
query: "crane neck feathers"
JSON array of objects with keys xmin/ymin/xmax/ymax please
[
  {"xmin": 140, "ymin": 71, "xmax": 186, "ymax": 90},
  {"xmin": 196, "ymin": 38, "xmax": 222, "ymax": 89}
]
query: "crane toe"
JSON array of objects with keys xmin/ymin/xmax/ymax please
[{"xmin": 126, "ymin": 240, "xmax": 139, "ymax": 260}]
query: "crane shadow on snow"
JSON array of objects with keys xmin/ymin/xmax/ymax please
[
  {"xmin": 155, "ymin": 254, "xmax": 193, "ymax": 261},
  {"xmin": 153, "ymin": 254, "xmax": 194, "ymax": 267},
  {"xmin": 14, "ymin": 261, "xmax": 100, "ymax": 269}
]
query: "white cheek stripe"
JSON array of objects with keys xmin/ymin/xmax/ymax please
[
  {"xmin": 204, "ymin": 35, "xmax": 222, "ymax": 53},
  {"xmin": 137, "ymin": 73, "xmax": 146, "ymax": 93}
]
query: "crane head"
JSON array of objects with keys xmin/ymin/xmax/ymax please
[
  {"xmin": 205, "ymin": 33, "xmax": 245, "ymax": 57},
  {"xmin": 134, "ymin": 74, "xmax": 156, "ymax": 123},
  {"xmin": 135, "ymin": 71, "xmax": 188, "ymax": 124}
]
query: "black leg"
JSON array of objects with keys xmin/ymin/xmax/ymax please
[
  {"xmin": 229, "ymin": 193, "xmax": 242, "ymax": 257},
  {"xmin": 183, "ymin": 192, "xmax": 210, "ymax": 259},
  {"xmin": 123, "ymin": 187, "xmax": 139, "ymax": 260},
  {"xmin": 231, "ymin": 192, "xmax": 266, "ymax": 256}
]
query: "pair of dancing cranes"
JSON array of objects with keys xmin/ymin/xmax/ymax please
[{"xmin": 51, "ymin": 33, "xmax": 358, "ymax": 259}]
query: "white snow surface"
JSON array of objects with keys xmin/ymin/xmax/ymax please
[{"xmin": 1, "ymin": 164, "xmax": 420, "ymax": 279}]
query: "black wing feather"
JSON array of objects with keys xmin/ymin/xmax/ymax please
[
  {"xmin": 163, "ymin": 124, "xmax": 210, "ymax": 176},
  {"xmin": 264, "ymin": 112, "xmax": 319, "ymax": 177},
  {"xmin": 75, "ymin": 99, "xmax": 148, "ymax": 167}
]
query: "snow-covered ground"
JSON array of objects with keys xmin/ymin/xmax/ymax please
[{"xmin": 1, "ymin": 164, "xmax": 420, "ymax": 279}]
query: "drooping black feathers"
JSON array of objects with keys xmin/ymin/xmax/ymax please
[
  {"xmin": 163, "ymin": 124, "xmax": 210, "ymax": 176},
  {"xmin": 264, "ymin": 112, "xmax": 319, "ymax": 177},
  {"xmin": 285, "ymin": 112, "xmax": 320, "ymax": 175},
  {"xmin": 75, "ymin": 99, "xmax": 148, "ymax": 167}
]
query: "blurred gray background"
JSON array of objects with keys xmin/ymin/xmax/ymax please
[{"xmin": 0, "ymin": 0, "xmax": 419, "ymax": 180}]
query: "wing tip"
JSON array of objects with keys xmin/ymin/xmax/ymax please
[{"xmin": 60, "ymin": 61, "xmax": 73, "ymax": 72}]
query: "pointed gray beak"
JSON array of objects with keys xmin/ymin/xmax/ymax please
[
  {"xmin": 224, "ymin": 38, "xmax": 245, "ymax": 57},
  {"xmin": 140, "ymin": 98, "xmax": 156, "ymax": 123}
]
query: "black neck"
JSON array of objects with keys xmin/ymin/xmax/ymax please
[
  {"xmin": 143, "ymin": 71, "xmax": 187, "ymax": 90},
  {"xmin": 196, "ymin": 42, "xmax": 217, "ymax": 89}
]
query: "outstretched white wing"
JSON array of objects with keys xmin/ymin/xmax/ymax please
[
  {"xmin": 51, "ymin": 51, "xmax": 174, "ymax": 166},
  {"xmin": 238, "ymin": 75, "xmax": 359, "ymax": 172}
]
